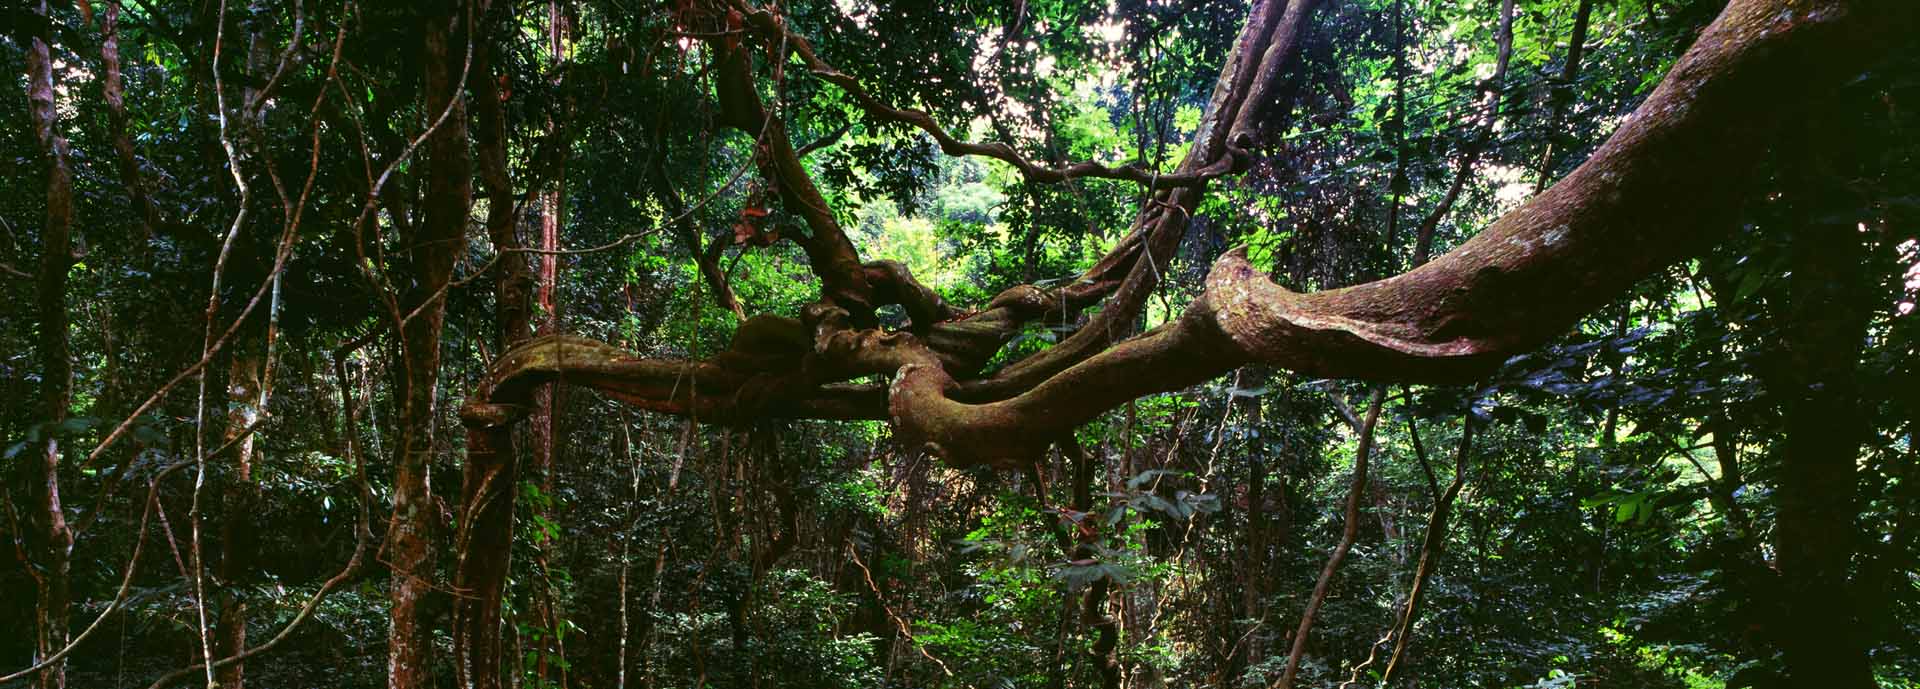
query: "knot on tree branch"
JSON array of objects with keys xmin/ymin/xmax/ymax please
[{"xmin": 458, "ymin": 402, "xmax": 526, "ymax": 429}]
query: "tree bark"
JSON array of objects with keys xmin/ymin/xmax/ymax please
[
  {"xmin": 452, "ymin": 4, "xmax": 529, "ymax": 686},
  {"xmin": 388, "ymin": 3, "xmax": 472, "ymax": 687},
  {"xmin": 22, "ymin": 1, "xmax": 76, "ymax": 685},
  {"xmin": 215, "ymin": 346, "xmax": 267, "ymax": 689},
  {"xmin": 973, "ymin": 0, "xmax": 1321, "ymax": 398},
  {"xmin": 470, "ymin": 0, "xmax": 1914, "ymax": 476},
  {"xmin": 707, "ymin": 28, "xmax": 877, "ymax": 321}
]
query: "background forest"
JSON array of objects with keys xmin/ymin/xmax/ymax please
[{"xmin": 2, "ymin": 0, "xmax": 1917, "ymax": 688}]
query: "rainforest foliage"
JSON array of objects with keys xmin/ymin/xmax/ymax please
[{"xmin": 2, "ymin": 0, "xmax": 1917, "ymax": 688}]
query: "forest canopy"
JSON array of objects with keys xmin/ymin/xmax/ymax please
[{"xmin": 3, "ymin": 0, "xmax": 1918, "ymax": 687}]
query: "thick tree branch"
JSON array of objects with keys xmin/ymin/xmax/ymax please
[
  {"xmin": 709, "ymin": 29, "xmax": 877, "ymax": 321},
  {"xmin": 469, "ymin": 0, "xmax": 1913, "ymax": 475},
  {"xmin": 959, "ymin": 0, "xmax": 1325, "ymax": 400},
  {"xmin": 1222, "ymin": 0, "xmax": 1904, "ymax": 375}
]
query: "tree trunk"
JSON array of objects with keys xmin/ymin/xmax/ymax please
[
  {"xmin": 101, "ymin": 0, "xmax": 160, "ymax": 240},
  {"xmin": 388, "ymin": 3, "xmax": 472, "ymax": 687},
  {"xmin": 527, "ymin": 5, "xmax": 572, "ymax": 682},
  {"xmin": 212, "ymin": 12, "xmax": 276, "ymax": 686},
  {"xmin": 1058, "ymin": 438, "xmax": 1120, "ymax": 689},
  {"xmin": 23, "ymin": 1, "xmax": 76, "ymax": 685},
  {"xmin": 455, "ymin": 417, "xmax": 519, "ymax": 689},
  {"xmin": 452, "ymin": 4, "xmax": 531, "ymax": 686},
  {"xmin": 1238, "ymin": 369, "xmax": 1273, "ymax": 672},
  {"xmin": 215, "ymin": 346, "xmax": 268, "ymax": 689}
]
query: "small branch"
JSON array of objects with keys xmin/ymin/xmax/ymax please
[
  {"xmin": 1379, "ymin": 411, "xmax": 1478, "ymax": 684},
  {"xmin": 1405, "ymin": 391, "xmax": 1439, "ymax": 499},
  {"xmin": 793, "ymin": 122, "xmax": 850, "ymax": 159},
  {"xmin": 1275, "ymin": 386, "xmax": 1386, "ymax": 689}
]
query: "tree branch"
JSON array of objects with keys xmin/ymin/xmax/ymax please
[
  {"xmin": 466, "ymin": 0, "xmax": 1913, "ymax": 476},
  {"xmin": 706, "ymin": 23, "xmax": 879, "ymax": 321},
  {"xmin": 734, "ymin": 2, "xmax": 1245, "ymax": 190}
]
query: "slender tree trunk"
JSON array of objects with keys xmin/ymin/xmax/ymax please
[
  {"xmin": 1059, "ymin": 438, "xmax": 1120, "ymax": 689},
  {"xmin": 22, "ymin": 2, "xmax": 76, "ymax": 686},
  {"xmin": 1588, "ymin": 303, "xmax": 1631, "ymax": 593},
  {"xmin": 388, "ymin": 3, "xmax": 472, "ymax": 686},
  {"xmin": 526, "ymin": 5, "xmax": 572, "ymax": 683},
  {"xmin": 1378, "ymin": 413, "xmax": 1475, "ymax": 685},
  {"xmin": 1367, "ymin": 17, "xmax": 1503, "ymax": 668},
  {"xmin": 653, "ymin": 159, "xmax": 744, "ymax": 320},
  {"xmin": 215, "ymin": 344, "xmax": 269, "ymax": 689},
  {"xmin": 1701, "ymin": 414, "xmax": 1752, "ymax": 542},
  {"xmin": 1237, "ymin": 369, "xmax": 1272, "ymax": 671},
  {"xmin": 453, "ymin": 4, "xmax": 531, "ymax": 686},
  {"xmin": 1042, "ymin": 439, "xmax": 1085, "ymax": 689},
  {"xmin": 211, "ymin": 13, "xmax": 276, "ymax": 687},
  {"xmin": 1277, "ymin": 386, "xmax": 1386, "ymax": 689},
  {"xmin": 1412, "ymin": 0, "xmax": 1513, "ymax": 265},
  {"xmin": 1019, "ymin": 195, "xmax": 1045, "ymax": 284},
  {"xmin": 1381, "ymin": 0, "xmax": 1408, "ymax": 261},
  {"xmin": 638, "ymin": 420, "xmax": 695, "ymax": 689}
]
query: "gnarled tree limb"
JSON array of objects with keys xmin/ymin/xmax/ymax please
[{"xmin": 467, "ymin": 0, "xmax": 1913, "ymax": 476}]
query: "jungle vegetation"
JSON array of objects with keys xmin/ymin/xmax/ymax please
[{"xmin": 2, "ymin": 0, "xmax": 1917, "ymax": 687}]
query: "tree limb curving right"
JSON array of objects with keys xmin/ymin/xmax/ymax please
[{"xmin": 467, "ymin": 0, "xmax": 1916, "ymax": 472}]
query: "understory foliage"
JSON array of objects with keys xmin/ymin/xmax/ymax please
[{"xmin": 1, "ymin": 0, "xmax": 1916, "ymax": 688}]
